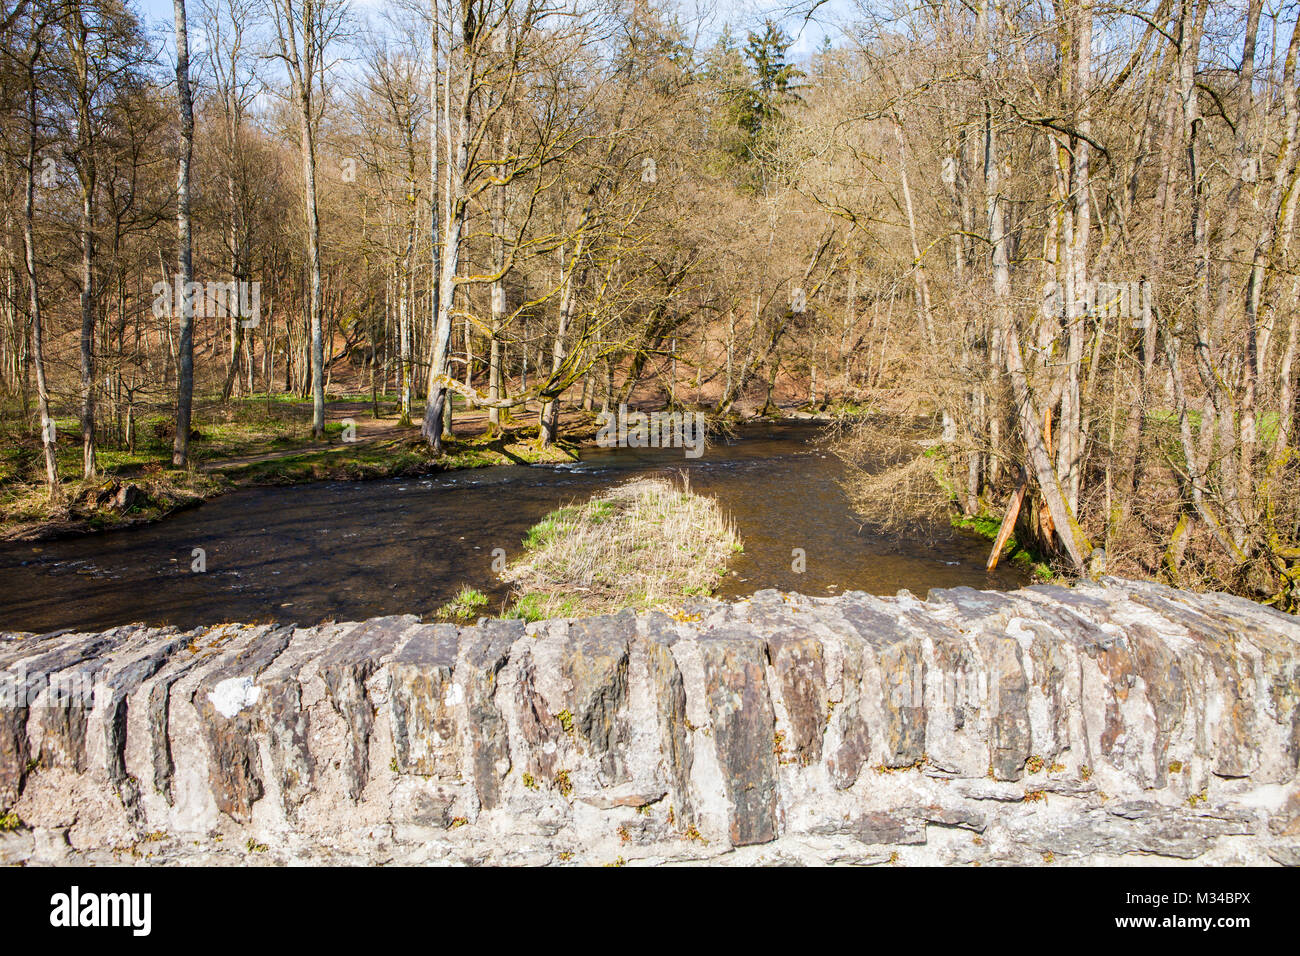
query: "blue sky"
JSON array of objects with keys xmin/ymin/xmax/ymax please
[{"xmin": 131, "ymin": 0, "xmax": 856, "ymax": 63}]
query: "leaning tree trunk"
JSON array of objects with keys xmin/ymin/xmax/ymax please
[{"xmin": 982, "ymin": 1, "xmax": 1089, "ymax": 573}]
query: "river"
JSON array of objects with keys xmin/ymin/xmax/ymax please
[{"xmin": 0, "ymin": 421, "xmax": 1027, "ymax": 632}]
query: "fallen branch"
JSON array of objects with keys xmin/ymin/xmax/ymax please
[{"xmin": 987, "ymin": 473, "xmax": 1028, "ymax": 571}]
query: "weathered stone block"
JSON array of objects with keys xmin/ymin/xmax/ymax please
[
  {"xmin": 388, "ymin": 624, "xmax": 460, "ymax": 777},
  {"xmin": 698, "ymin": 629, "xmax": 777, "ymax": 846}
]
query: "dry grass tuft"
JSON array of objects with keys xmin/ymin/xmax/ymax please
[
  {"xmin": 829, "ymin": 418, "xmax": 954, "ymax": 532},
  {"xmin": 501, "ymin": 476, "xmax": 741, "ymax": 619}
]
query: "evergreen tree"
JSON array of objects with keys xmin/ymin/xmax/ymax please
[{"xmin": 709, "ymin": 19, "xmax": 804, "ymax": 183}]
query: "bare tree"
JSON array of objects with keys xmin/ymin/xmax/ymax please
[{"xmin": 268, "ymin": 0, "xmax": 349, "ymax": 438}]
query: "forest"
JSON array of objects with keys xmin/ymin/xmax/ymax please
[{"xmin": 1, "ymin": 0, "xmax": 1298, "ymax": 612}]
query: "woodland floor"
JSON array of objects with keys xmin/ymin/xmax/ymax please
[
  {"xmin": 0, "ymin": 350, "xmax": 826, "ymax": 542},
  {"xmin": 0, "ymin": 392, "xmax": 603, "ymax": 542}
]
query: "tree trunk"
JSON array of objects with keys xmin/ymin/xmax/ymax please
[
  {"xmin": 78, "ymin": 172, "xmax": 96, "ymax": 479},
  {"xmin": 422, "ymin": 27, "xmax": 473, "ymax": 453},
  {"xmin": 301, "ymin": 113, "xmax": 325, "ymax": 438},
  {"xmin": 21, "ymin": 35, "xmax": 57, "ymax": 494},
  {"xmin": 172, "ymin": 0, "xmax": 196, "ymax": 466}
]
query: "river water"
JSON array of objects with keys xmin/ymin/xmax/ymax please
[{"xmin": 0, "ymin": 421, "xmax": 1026, "ymax": 632}]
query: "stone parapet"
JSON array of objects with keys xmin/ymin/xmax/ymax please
[{"xmin": 1, "ymin": 579, "xmax": 1298, "ymax": 865}]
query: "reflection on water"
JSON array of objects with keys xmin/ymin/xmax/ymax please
[{"xmin": 0, "ymin": 421, "xmax": 1026, "ymax": 632}]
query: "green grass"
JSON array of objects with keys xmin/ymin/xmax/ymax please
[
  {"xmin": 1134, "ymin": 408, "xmax": 1282, "ymax": 471},
  {"xmin": 233, "ymin": 389, "xmax": 411, "ymax": 405},
  {"xmin": 952, "ymin": 513, "xmax": 1056, "ymax": 582},
  {"xmin": 436, "ymin": 585, "xmax": 490, "ymax": 622},
  {"xmin": 822, "ymin": 399, "xmax": 872, "ymax": 417},
  {"xmin": 211, "ymin": 442, "xmax": 434, "ymax": 484},
  {"xmin": 951, "ymin": 513, "xmax": 1002, "ymax": 540},
  {"xmin": 503, "ymin": 592, "xmax": 555, "ymax": 621},
  {"xmin": 0, "ymin": 396, "xmax": 337, "ymax": 488},
  {"xmin": 439, "ymin": 431, "xmax": 580, "ymax": 471},
  {"xmin": 521, "ymin": 505, "xmax": 583, "ymax": 550}
]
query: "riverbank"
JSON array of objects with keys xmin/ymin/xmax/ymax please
[
  {"xmin": 0, "ymin": 391, "xmax": 831, "ymax": 543},
  {"xmin": 0, "ymin": 395, "xmax": 594, "ymax": 542}
]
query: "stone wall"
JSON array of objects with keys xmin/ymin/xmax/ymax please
[{"xmin": 1, "ymin": 578, "xmax": 1298, "ymax": 866}]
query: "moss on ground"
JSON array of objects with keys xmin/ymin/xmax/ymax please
[{"xmin": 951, "ymin": 513, "xmax": 1055, "ymax": 582}]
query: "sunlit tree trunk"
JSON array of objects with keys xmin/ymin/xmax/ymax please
[
  {"xmin": 172, "ymin": 0, "xmax": 196, "ymax": 466},
  {"xmin": 20, "ymin": 22, "xmax": 57, "ymax": 494}
]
